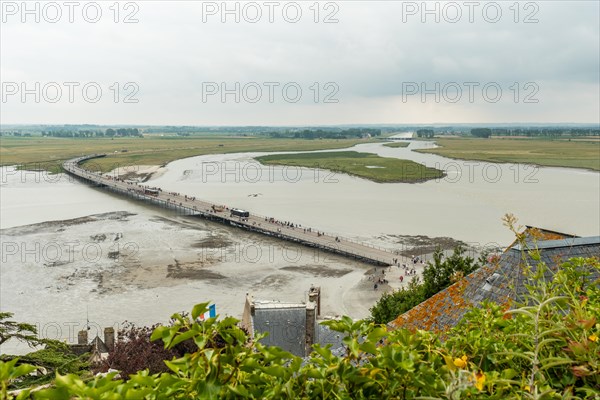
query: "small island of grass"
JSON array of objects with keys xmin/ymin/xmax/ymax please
[
  {"xmin": 383, "ymin": 141, "xmax": 410, "ymax": 148},
  {"xmin": 255, "ymin": 151, "xmax": 443, "ymax": 183}
]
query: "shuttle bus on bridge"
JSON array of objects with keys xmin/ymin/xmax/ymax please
[{"xmin": 230, "ymin": 208, "xmax": 250, "ymax": 218}]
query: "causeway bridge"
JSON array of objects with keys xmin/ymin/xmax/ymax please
[{"xmin": 63, "ymin": 155, "xmax": 396, "ymax": 266}]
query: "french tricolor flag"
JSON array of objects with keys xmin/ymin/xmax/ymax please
[{"xmin": 198, "ymin": 304, "xmax": 217, "ymax": 320}]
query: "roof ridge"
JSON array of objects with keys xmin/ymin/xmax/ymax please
[{"xmin": 512, "ymin": 236, "xmax": 600, "ymax": 251}]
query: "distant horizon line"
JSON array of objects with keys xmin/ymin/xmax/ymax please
[{"xmin": 2, "ymin": 122, "xmax": 600, "ymax": 129}]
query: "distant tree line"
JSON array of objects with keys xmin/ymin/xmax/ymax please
[
  {"xmin": 41, "ymin": 128, "xmax": 142, "ymax": 138},
  {"xmin": 490, "ymin": 128, "xmax": 600, "ymax": 137},
  {"xmin": 144, "ymin": 126, "xmax": 244, "ymax": 135},
  {"xmin": 144, "ymin": 126, "xmax": 206, "ymax": 134},
  {"xmin": 416, "ymin": 129, "xmax": 434, "ymax": 138},
  {"xmin": 269, "ymin": 128, "xmax": 381, "ymax": 139},
  {"xmin": 471, "ymin": 128, "xmax": 492, "ymax": 138},
  {"xmin": 0, "ymin": 131, "xmax": 31, "ymax": 137},
  {"xmin": 469, "ymin": 127, "xmax": 600, "ymax": 138}
]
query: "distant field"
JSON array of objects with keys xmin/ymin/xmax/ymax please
[
  {"xmin": 383, "ymin": 142, "xmax": 410, "ymax": 148},
  {"xmin": 417, "ymin": 137, "xmax": 600, "ymax": 171},
  {"xmin": 0, "ymin": 136, "xmax": 373, "ymax": 172},
  {"xmin": 255, "ymin": 151, "xmax": 443, "ymax": 183}
]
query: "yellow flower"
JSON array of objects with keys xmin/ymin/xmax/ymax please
[
  {"xmin": 524, "ymin": 385, "xmax": 531, "ymax": 392},
  {"xmin": 581, "ymin": 297, "xmax": 588, "ymax": 307},
  {"xmin": 453, "ymin": 355, "xmax": 468, "ymax": 369},
  {"xmin": 590, "ymin": 334, "xmax": 598, "ymax": 342},
  {"xmin": 473, "ymin": 372, "xmax": 485, "ymax": 391}
]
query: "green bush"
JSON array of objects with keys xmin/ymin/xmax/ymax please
[
  {"xmin": 370, "ymin": 245, "xmax": 482, "ymax": 324},
  {"xmin": 2, "ymin": 256, "xmax": 598, "ymax": 399}
]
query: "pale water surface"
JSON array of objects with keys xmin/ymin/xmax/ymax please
[{"xmin": 147, "ymin": 141, "xmax": 600, "ymax": 246}]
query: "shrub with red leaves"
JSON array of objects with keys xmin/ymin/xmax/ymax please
[{"xmin": 93, "ymin": 322, "xmax": 175, "ymax": 378}]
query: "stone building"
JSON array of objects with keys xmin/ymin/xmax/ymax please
[
  {"xmin": 70, "ymin": 327, "xmax": 115, "ymax": 363},
  {"xmin": 241, "ymin": 286, "xmax": 344, "ymax": 357}
]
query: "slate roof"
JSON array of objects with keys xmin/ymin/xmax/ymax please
[
  {"xmin": 69, "ymin": 344, "xmax": 92, "ymax": 356},
  {"xmin": 315, "ymin": 323, "xmax": 344, "ymax": 349},
  {"xmin": 523, "ymin": 226, "xmax": 578, "ymax": 240},
  {"xmin": 90, "ymin": 336, "xmax": 110, "ymax": 354},
  {"xmin": 252, "ymin": 304, "xmax": 307, "ymax": 357},
  {"xmin": 389, "ymin": 235, "xmax": 600, "ymax": 334},
  {"xmin": 249, "ymin": 301, "xmax": 345, "ymax": 357}
]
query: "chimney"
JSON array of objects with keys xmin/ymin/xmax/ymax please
[
  {"xmin": 305, "ymin": 302, "xmax": 316, "ymax": 356},
  {"xmin": 308, "ymin": 286, "xmax": 321, "ymax": 317},
  {"xmin": 241, "ymin": 294, "xmax": 256, "ymax": 339},
  {"xmin": 104, "ymin": 327, "xmax": 115, "ymax": 352},
  {"xmin": 77, "ymin": 330, "xmax": 88, "ymax": 345}
]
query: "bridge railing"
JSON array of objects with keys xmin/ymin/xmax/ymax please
[{"xmin": 64, "ymin": 155, "xmax": 394, "ymax": 265}]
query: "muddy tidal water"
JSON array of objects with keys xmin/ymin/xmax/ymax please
[
  {"xmin": 1, "ymin": 141, "xmax": 598, "ymax": 354},
  {"xmin": 149, "ymin": 141, "xmax": 600, "ymax": 246}
]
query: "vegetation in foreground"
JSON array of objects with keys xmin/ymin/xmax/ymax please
[
  {"xmin": 255, "ymin": 151, "xmax": 444, "ymax": 183},
  {"xmin": 416, "ymin": 137, "xmax": 600, "ymax": 171},
  {"xmin": 0, "ymin": 136, "xmax": 373, "ymax": 173},
  {"xmin": 0, "ymin": 313, "xmax": 90, "ymax": 390},
  {"xmin": 2, "ymin": 253, "xmax": 598, "ymax": 399}
]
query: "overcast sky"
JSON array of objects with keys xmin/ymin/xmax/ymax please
[{"xmin": 1, "ymin": 1, "xmax": 599, "ymax": 125}]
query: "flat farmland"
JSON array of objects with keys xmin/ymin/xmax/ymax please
[
  {"xmin": 417, "ymin": 137, "xmax": 600, "ymax": 171},
  {"xmin": 0, "ymin": 136, "xmax": 372, "ymax": 172}
]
